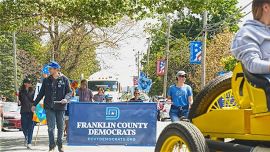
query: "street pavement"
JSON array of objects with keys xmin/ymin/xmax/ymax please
[{"xmin": 0, "ymin": 121, "xmax": 170, "ymax": 152}]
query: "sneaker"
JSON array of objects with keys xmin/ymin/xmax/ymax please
[
  {"xmin": 27, "ymin": 144, "xmax": 32, "ymax": 149},
  {"xmin": 58, "ymin": 146, "xmax": 64, "ymax": 152},
  {"xmin": 49, "ymin": 146, "xmax": 55, "ymax": 152},
  {"xmin": 48, "ymin": 147, "xmax": 55, "ymax": 152}
]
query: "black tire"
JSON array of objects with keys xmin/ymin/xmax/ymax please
[
  {"xmin": 189, "ymin": 73, "xmax": 232, "ymax": 119},
  {"xmin": 155, "ymin": 121, "xmax": 209, "ymax": 152}
]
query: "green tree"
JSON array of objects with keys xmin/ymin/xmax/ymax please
[
  {"xmin": 0, "ymin": 33, "xmax": 15, "ymax": 101},
  {"xmin": 142, "ymin": 0, "xmax": 240, "ymax": 95},
  {"xmin": 193, "ymin": 30, "xmax": 235, "ymax": 87},
  {"xmin": 0, "ymin": 1, "xmax": 142, "ymax": 80},
  {"xmin": 0, "ymin": 31, "xmax": 43, "ymax": 101},
  {"xmin": 56, "ymin": 25, "xmax": 100, "ymax": 79},
  {"xmin": 221, "ymin": 55, "xmax": 238, "ymax": 72}
]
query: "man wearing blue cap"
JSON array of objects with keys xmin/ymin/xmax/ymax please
[{"xmin": 32, "ymin": 61, "xmax": 71, "ymax": 152}]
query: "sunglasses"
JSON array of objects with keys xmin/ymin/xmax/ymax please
[
  {"xmin": 135, "ymin": 93, "xmax": 140, "ymax": 95},
  {"xmin": 178, "ymin": 75, "xmax": 186, "ymax": 78}
]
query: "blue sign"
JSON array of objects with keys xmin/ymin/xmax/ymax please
[
  {"xmin": 68, "ymin": 102, "xmax": 157, "ymax": 146},
  {"xmin": 138, "ymin": 71, "xmax": 152, "ymax": 93},
  {"xmin": 190, "ymin": 41, "xmax": 202, "ymax": 64}
]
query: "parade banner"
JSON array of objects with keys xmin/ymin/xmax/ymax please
[
  {"xmin": 190, "ymin": 41, "xmax": 202, "ymax": 64},
  {"xmin": 156, "ymin": 59, "xmax": 165, "ymax": 76},
  {"xmin": 68, "ymin": 102, "xmax": 157, "ymax": 146}
]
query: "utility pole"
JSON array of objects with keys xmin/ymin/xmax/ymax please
[
  {"xmin": 134, "ymin": 49, "xmax": 140, "ymax": 78},
  {"xmin": 137, "ymin": 50, "xmax": 140, "ymax": 78},
  {"xmin": 163, "ymin": 16, "xmax": 170, "ymax": 98},
  {"xmin": 146, "ymin": 37, "xmax": 151, "ymax": 77},
  {"xmin": 13, "ymin": 32, "xmax": 18, "ymax": 101},
  {"xmin": 51, "ymin": 17, "xmax": 55, "ymax": 61},
  {"xmin": 201, "ymin": 11, "xmax": 208, "ymax": 89}
]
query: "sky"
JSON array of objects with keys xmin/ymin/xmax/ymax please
[
  {"xmin": 96, "ymin": 0, "xmax": 253, "ymax": 87},
  {"xmin": 237, "ymin": 0, "xmax": 253, "ymax": 25},
  {"xmin": 96, "ymin": 20, "xmax": 150, "ymax": 87}
]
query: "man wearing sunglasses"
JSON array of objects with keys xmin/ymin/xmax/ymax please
[
  {"xmin": 129, "ymin": 89, "xmax": 143, "ymax": 102},
  {"xmin": 167, "ymin": 71, "xmax": 193, "ymax": 122}
]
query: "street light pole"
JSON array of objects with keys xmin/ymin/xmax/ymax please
[
  {"xmin": 146, "ymin": 37, "xmax": 151, "ymax": 77},
  {"xmin": 137, "ymin": 50, "xmax": 140, "ymax": 78},
  {"xmin": 163, "ymin": 16, "xmax": 170, "ymax": 98},
  {"xmin": 51, "ymin": 17, "xmax": 55, "ymax": 61},
  {"xmin": 201, "ymin": 11, "xmax": 208, "ymax": 89},
  {"xmin": 13, "ymin": 32, "xmax": 18, "ymax": 101}
]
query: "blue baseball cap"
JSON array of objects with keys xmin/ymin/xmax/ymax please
[
  {"xmin": 105, "ymin": 94, "xmax": 113, "ymax": 99},
  {"xmin": 48, "ymin": 61, "xmax": 61, "ymax": 69},
  {"xmin": 42, "ymin": 64, "xmax": 50, "ymax": 75}
]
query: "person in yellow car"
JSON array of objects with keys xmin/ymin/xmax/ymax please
[{"xmin": 232, "ymin": 0, "xmax": 270, "ymax": 74}]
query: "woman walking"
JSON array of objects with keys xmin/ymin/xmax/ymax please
[{"xmin": 19, "ymin": 78, "xmax": 35, "ymax": 149}]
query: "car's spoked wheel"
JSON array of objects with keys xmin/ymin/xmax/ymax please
[
  {"xmin": 207, "ymin": 89, "xmax": 238, "ymax": 112},
  {"xmin": 189, "ymin": 73, "xmax": 239, "ymax": 120},
  {"xmin": 155, "ymin": 122, "xmax": 209, "ymax": 152}
]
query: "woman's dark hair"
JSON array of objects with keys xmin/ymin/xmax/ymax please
[
  {"xmin": 252, "ymin": 0, "xmax": 270, "ymax": 20},
  {"xmin": 20, "ymin": 78, "xmax": 33, "ymax": 92}
]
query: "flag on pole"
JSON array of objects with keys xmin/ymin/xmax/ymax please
[
  {"xmin": 190, "ymin": 41, "xmax": 202, "ymax": 64},
  {"xmin": 157, "ymin": 59, "xmax": 166, "ymax": 76},
  {"xmin": 138, "ymin": 71, "xmax": 152, "ymax": 93},
  {"xmin": 32, "ymin": 82, "xmax": 47, "ymax": 125},
  {"xmin": 32, "ymin": 104, "xmax": 47, "ymax": 125}
]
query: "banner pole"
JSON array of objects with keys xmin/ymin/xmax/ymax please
[{"xmin": 34, "ymin": 123, "xmax": 40, "ymax": 146}]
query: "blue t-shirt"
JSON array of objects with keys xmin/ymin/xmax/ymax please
[{"xmin": 167, "ymin": 84, "xmax": 193, "ymax": 107}]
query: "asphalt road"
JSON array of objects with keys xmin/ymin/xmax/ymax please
[{"xmin": 0, "ymin": 121, "xmax": 170, "ymax": 152}]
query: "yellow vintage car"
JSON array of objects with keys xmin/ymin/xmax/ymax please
[{"xmin": 155, "ymin": 63, "xmax": 270, "ymax": 152}]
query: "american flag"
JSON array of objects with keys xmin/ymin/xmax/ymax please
[
  {"xmin": 133, "ymin": 76, "xmax": 138, "ymax": 86},
  {"xmin": 157, "ymin": 60, "xmax": 165, "ymax": 76},
  {"xmin": 190, "ymin": 41, "xmax": 202, "ymax": 64}
]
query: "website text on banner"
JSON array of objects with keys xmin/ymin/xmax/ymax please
[{"xmin": 68, "ymin": 102, "xmax": 157, "ymax": 146}]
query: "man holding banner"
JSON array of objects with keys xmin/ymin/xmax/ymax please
[{"xmin": 32, "ymin": 61, "xmax": 71, "ymax": 152}]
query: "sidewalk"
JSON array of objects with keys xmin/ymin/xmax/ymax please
[{"xmin": 0, "ymin": 122, "xmax": 169, "ymax": 152}]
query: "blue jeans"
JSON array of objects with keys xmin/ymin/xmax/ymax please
[
  {"xmin": 45, "ymin": 109, "xmax": 65, "ymax": 149},
  {"xmin": 21, "ymin": 112, "xmax": 35, "ymax": 144},
  {"xmin": 169, "ymin": 106, "xmax": 189, "ymax": 122}
]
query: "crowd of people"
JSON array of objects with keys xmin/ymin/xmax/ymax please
[
  {"xmin": 17, "ymin": 61, "xmax": 192, "ymax": 152},
  {"xmin": 17, "ymin": 61, "xmax": 146, "ymax": 151}
]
